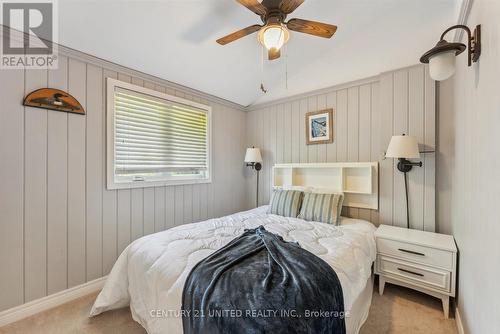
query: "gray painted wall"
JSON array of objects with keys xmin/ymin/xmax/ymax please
[
  {"xmin": 0, "ymin": 51, "xmax": 247, "ymax": 311},
  {"xmin": 246, "ymin": 65, "xmax": 436, "ymax": 230},
  {"xmin": 438, "ymin": 0, "xmax": 500, "ymax": 332}
]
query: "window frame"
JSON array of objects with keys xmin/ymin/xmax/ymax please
[{"xmin": 106, "ymin": 78, "xmax": 212, "ymax": 190}]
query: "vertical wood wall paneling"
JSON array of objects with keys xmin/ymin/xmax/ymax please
[
  {"xmin": 143, "ymin": 185, "xmax": 155, "ymax": 234},
  {"xmin": 392, "ymin": 70, "xmax": 409, "ymax": 228},
  {"xmin": 267, "ymin": 106, "xmax": 276, "ymax": 203},
  {"xmin": 246, "ymin": 65, "xmax": 435, "ymax": 227},
  {"xmin": 379, "ymin": 72, "xmax": 395, "ymax": 226},
  {"xmin": 283, "ymin": 102, "xmax": 292, "ymax": 163},
  {"xmin": 245, "ymin": 106, "xmax": 256, "ymax": 209},
  {"xmin": 424, "ymin": 70, "xmax": 436, "ymax": 232},
  {"xmin": 307, "ymin": 96, "xmax": 318, "ymax": 163},
  {"xmin": 0, "ymin": 63, "xmax": 25, "ymax": 310},
  {"xmin": 131, "ymin": 185, "xmax": 144, "ymax": 239},
  {"xmin": 47, "ymin": 55, "xmax": 69, "ymax": 293},
  {"xmin": 358, "ymin": 84, "xmax": 372, "ymax": 221},
  {"xmin": 67, "ymin": 58, "xmax": 87, "ymax": 288},
  {"xmin": 24, "ymin": 68, "xmax": 48, "ymax": 302},
  {"xmin": 408, "ymin": 66, "xmax": 425, "ymax": 231},
  {"xmin": 336, "ymin": 90, "xmax": 348, "ymax": 161},
  {"xmin": 239, "ymin": 105, "xmax": 247, "ymax": 211},
  {"xmin": 346, "ymin": 87, "xmax": 359, "ymax": 217},
  {"xmin": 317, "ymin": 94, "xmax": 327, "ymax": 163},
  {"xmin": 291, "ymin": 101, "xmax": 300, "ymax": 163},
  {"xmin": 86, "ymin": 64, "xmax": 103, "ymax": 281},
  {"xmin": 276, "ymin": 104, "xmax": 284, "ymax": 164},
  {"xmin": 299, "ymin": 100, "xmax": 308, "ymax": 163},
  {"xmin": 347, "ymin": 87, "xmax": 359, "ymax": 163},
  {"xmin": 101, "ymin": 69, "xmax": 118, "ymax": 275},
  {"xmin": 326, "ymin": 91, "xmax": 337, "ymax": 162},
  {"xmin": 370, "ymin": 82, "xmax": 381, "ymax": 224}
]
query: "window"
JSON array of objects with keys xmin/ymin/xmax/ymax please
[{"xmin": 106, "ymin": 78, "xmax": 211, "ymax": 189}]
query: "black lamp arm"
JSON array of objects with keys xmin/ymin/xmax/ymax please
[
  {"xmin": 246, "ymin": 162, "xmax": 262, "ymax": 171},
  {"xmin": 397, "ymin": 158, "xmax": 422, "ymax": 173},
  {"xmin": 405, "ymin": 161, "xmax": 423, "ymax": 167},
  {"xmin": 440, "ymin": 24, "xmax": 481, "ymax": 66},
  {"xmin": 440, "ymin": 24, "xmax": 471, "ymax": 41}
]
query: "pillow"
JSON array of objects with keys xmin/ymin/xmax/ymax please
[
  {"xmin": 310, "ymin": 189, "xmax": 344, "ymax": 221},
  {"xmin": 267, "ymin": 189, "xmax": 304, "ymax": 217},
  {"xmin": 302, "ymin": 188, "xmax": 345, "ymax": 222},
  {"xmin": 298, "ymin": 192, "xmax": 343, "ymax": 225}
]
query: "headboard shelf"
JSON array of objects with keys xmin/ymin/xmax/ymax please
[{"xmin": 272, "ymin": 162, "xmax": 379, "ymax": 210}]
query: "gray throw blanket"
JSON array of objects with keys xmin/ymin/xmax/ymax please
[{"xmin": 182, "ymin": 226, "xmax": 346, "ymax": 334}]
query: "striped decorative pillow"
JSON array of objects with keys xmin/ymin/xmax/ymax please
[
  {"xmin": 297, "ymin": 193, "xmax": 343, "ymax": 225},
  {"xmin": 267, "ymin": 189, "xmax": 304, "ymax": 217}
]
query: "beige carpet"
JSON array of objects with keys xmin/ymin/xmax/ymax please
[{"xmin": 0, "ymin": 283, "xmax": 458, "ymax": 334}]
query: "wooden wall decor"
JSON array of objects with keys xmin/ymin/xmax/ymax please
[{"xmin": 23, "ymin": 88, "xmax": 85, "ymax": 115}]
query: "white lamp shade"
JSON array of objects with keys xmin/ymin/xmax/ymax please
[
  {"xmin": 386, "ymin": 136, "xmax": 420, "ymax": 159},
  {"xmin": 263, "ymin": 27, "xmax": 285, "ymax": 50},
  {"xmin": 258, "ymin": 25, "xmax": 289, "ymax": 51},
  {"xmin": 244, "ymin": 148, "xmax": 263, "ymax": 163},
  {"xmin": 429, "ymin": 50, "xmax": 456, "ymax": 81}
]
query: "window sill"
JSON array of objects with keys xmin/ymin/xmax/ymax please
[{"xmin": 106, "ymin": 177, "xmax": 212, "ymax": 190}]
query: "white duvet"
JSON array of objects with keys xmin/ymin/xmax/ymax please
[{"xmin": 90, "ymin": 206, "xmax": 376, "ymax": 333}]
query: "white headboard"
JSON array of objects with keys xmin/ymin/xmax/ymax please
[{"xmin": 272, "ymin": 162, "xmax": 379, "ymax": 210}]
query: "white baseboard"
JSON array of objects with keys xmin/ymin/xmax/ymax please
[
  {"xmin": 456, "ymin": 307, "xmax": 465, "ymax": 334},
  {"xmin": 0, "ymin": 276, "xmax": 107, "ymax": 327}
]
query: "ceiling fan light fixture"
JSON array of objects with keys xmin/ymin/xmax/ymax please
[{"xmin": 258, "ymin": 24, "xmax": 289, "ymax": 51}]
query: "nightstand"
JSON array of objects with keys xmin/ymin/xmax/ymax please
[{"xmin": 374, "ymin": 225, "xmax": 457, "ymax": 318}]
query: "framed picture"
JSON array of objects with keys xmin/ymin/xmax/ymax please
[{"xmin": 305, "ymin": 109, "xmax": 334, "ymax": 145}]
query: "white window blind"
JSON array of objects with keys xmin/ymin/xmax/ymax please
[{"xmin": 107, "ymin": 78, "xmax": 211, "ymax": 189}]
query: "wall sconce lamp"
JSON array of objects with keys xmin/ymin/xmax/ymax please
[
  {"xmin": 420, "ymin": 24, "xmax": 481, "ymax": 81},
  {"xmin": 244, "ymin": 147, "xmax": 263, "ymax": 207},
  {"xmin": 386, "ymin": 135, "xmax": 422, "ymax": 229}
]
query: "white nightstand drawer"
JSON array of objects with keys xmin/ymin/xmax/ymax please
[
  {"xmin": 378, "ymin": 256, "xmax": 451, "ymax": 292},
  {"xmin": 377, "ymin": 238, "xmax": 453, "ymax": 270}
]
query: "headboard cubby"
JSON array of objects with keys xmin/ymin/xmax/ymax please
[{"xmin": 272, "ymin": 162, "xmax": 379, "ymax": 210}]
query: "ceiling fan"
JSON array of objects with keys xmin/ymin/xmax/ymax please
[{"xmin": 216, "ymin": 0, "xmax": 337, "ymax": 60}]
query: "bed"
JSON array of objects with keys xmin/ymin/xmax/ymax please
[
  {"xmin": 91, "ymin": 162, "xmax": 379, "ymax": 333},
  {"xmin": 90, "ymin": 206, "xmax": 376, "ymax": 333}
]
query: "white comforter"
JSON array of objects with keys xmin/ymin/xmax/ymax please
[{"xmin": 90, "ymin": 206, "xmax": 376, "ymax": 333}]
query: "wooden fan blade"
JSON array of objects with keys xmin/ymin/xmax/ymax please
[
  {"xmin": 236, "ymin": 0, "xmax": 267, "ymax": 15},
  {"xmin": 280, "ymin": 0, "xmax": 304, "ymax": 14},
  {"xmin": 216, "ymin": 25, "xmax": 262, "ymax": 45},
  {"xmin": 262, "ymin": 0, "xmax": 281, "ymax": 10},
  {"xmin": 287, "ymin": 18, "xmax": 337, "ymax": 38},
  {"xmin": 268, "ymin": 47, "xmax": 281, "ymax": 60}
]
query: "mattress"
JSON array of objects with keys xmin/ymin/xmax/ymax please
[{"xmin": 90, "ymin": 206, "xmax": 377, "ymax": 334}]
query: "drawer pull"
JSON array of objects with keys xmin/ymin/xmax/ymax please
[
  {"xmin": 398, "ymin": 267, "xmax": 424, "ymax": 277},
  {"xmin": 398, "ymin": 248, "xmax": 425, "ymax": 256}
]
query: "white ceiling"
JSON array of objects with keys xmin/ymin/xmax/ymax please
[{"xmin": 57, "ymin": 0, "xmax": 461, "ymax": 106}]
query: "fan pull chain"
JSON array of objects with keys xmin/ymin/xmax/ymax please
[
  {"xmin": 285, "ymin": 44, "xmax": 288, "ymax": 90},
  {"xmin": 260, "ymin": 45, "xmax": 267, "ymax": 94}
]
